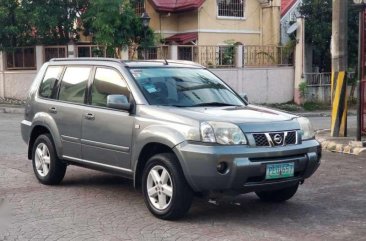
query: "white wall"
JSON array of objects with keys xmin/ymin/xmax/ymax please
[
  {"xmin": 0, "ymin": 49, "xmax": 295, "ymax": 104},
  {"xmin": 2, "ymin": 71, "xmax": 37, "ymax": 99},
  {"xmin": 211, "ymin": 67, "xmax": 295, "ymax": 104}
]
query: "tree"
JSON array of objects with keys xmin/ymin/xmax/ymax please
[
  {"xmin": 21, "ymin": 0, "xmax": 88, "ymax": 45},
  {"xmin": 81, "ymin": 0, "xmax": 154, "ymax": 58},
  {"xmin": 0, "ymin": 0, "xmax": 31, "ymax": 50},
  {"xmin": 0, "ymin": 0, "xmax": 88, "ymax": 49},
  {"xmin": 300, "ymin": 0, "xmax": 358, "ymax": 72}
]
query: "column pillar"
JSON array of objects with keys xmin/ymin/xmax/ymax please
[
  {"xmin": 35, "ymin": 45, "xmax": 44, "ymax": 70},
  {"xmin": 294, "ymin": 17, "xmax": 305, "ymax": 105},
  {"xmin": 168, "ymin": 45, "xmax": 178, "ymax": 60},
  {"xmin": 235, "ymin": 45, "xmax": 243, "ymax": 68},
  {"xmin": 0, "ymin": 51, "xmax": 5, "ymax": 98}
]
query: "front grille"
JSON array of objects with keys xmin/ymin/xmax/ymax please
[
  {"xmin": 269, "ymin": 132, "xmax": 285, "ymax": 146},
  {"xmin": 253, "ymin": 134, "xmax": 270, "ymax": 146},
  {"xmin": 285, "ymin": 131, "xmax": 297, "ymax": 145},
  {"xmin": 252, "ymin": 131, "xmax": 298, "ymax": 147}
]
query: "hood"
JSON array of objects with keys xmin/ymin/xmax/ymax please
[{"xmin": 138, "ymin": 104, "xmax": 298, "ymax": 125}]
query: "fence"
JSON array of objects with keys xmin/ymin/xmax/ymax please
[
  {"xmin": 133, "ymin": 45, "xmax": 238, "ymax": 68},
  {"xmin": 243, "ymin": 45, "xmax": 293, "ymax": 67},
  {"xmin": 136, "ymin": 45, "xmax": 293, "ymax": 68},
  {"xmin": 304, "ymin": 72, "xmax": 331, "ymax": 86},
  {"xmin": 303, "ymin": 73, "xmax": 332, "ymax": 103},
  {"xmin": 196, "ymin": 45, "xmax": 235, "ymax": 68},
  {"xmin": 2, "ymin": 44, "xmax": 294, "ymax": 71},
  {"xmin": 129, "ymin": 45, "xmax": 168, "ymax": 60}
]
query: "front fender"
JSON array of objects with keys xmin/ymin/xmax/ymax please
[{"xmin": 131, "ymin": 125, "xmax": 186, "ymax": 171}]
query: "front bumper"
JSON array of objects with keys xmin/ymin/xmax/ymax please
[{"xmin": 173, "ymin": 139, "xmax": 321, "ymax": 193}]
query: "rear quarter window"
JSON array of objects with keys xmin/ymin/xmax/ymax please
[{"xmin": 39, "ymin": 66, "xmax": 63, "ymax": 99}]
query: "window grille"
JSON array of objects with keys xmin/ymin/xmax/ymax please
[
  {"xmin": 76, "ymin": 45, "xmax": 107, "ymax": 57},
  {"xmin": 217, "ymin": 0, "xmax": 245, "ymax": 18},
  {"xmin": 134, "ymin": 0, "xmax": 145, "ymax": 16},
  {"xmin": 44, "ymin": 46, "xmax": 67, "ymax": 62},
  {"xmin": 6, "ymin": 47, "xmax": 36, "ymax": 70}
]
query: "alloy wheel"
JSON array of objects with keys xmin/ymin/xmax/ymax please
[
  {"xmin": 34, "ymin": 143, "xmax": 51, "ymax": 177},
  {"xmin": 146, "ymin": 165, "xmax": 173, "ymax": 210}
]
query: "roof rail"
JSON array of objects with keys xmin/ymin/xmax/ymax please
[
  {"xmin": 49, "ymin": 57, "xmax": 126, "ymax": 65},
  {"xmin": 124, "ymin": 59, "xmax": 203, "ymax": 67},
  {"xmin": 166, "ymin": 59, "xmax": 203, "ymax": 67}
]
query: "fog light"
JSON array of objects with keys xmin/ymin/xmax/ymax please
[{"xmin": 217, "ymin": 162, "xmax": 228, "ymax": 174}]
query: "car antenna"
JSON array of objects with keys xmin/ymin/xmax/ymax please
[{"xmin": 163, "ymin": 58, "xmax": 169, "ymax": 65}]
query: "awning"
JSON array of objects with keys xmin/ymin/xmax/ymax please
[
  {"xmin": 150, "ymin": 0, "xmax": 205, "ymax": 13},
  {"xmin": 165, "ymin": 32, "xmax": 198, "ymax": 45}
]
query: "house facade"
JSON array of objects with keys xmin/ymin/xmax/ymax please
[
  {"xmin": 142, "ymin": 0, "xmax": 281, "ymax": 46},
  {"xmin": 280, "ymin": 0, "xmax": 301, "ymax": 45}
]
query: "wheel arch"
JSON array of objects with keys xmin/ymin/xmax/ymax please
[
  {"xmin": 133, "ymin": 142, "xmax": 175, "ymax": 189},
  {"xmin": 28, "ymin": 113, "xmax": 62, "ymax": 160}
]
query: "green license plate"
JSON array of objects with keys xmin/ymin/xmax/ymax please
[{"xmin": 266, "ymin": 162, "xmax": 294, "ymax": 180}]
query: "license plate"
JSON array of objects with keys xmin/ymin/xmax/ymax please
[{"xmin": 266, "ymin": 162, "xmax": 294, "ymax": 180}]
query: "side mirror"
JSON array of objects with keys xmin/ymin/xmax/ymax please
[
  {"xmin": 107, "ymin": 94, "xmax": 131, "ymax": 111},
  {"xmin": 240, "ymin": 93, "xmax": 249, "ymax": 104}
]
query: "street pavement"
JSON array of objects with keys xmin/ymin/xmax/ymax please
[
  {"xmin": 308, "ymin": 116, "xmax": 357, "ymax": 131},
  {"xmin": 0, "ymin": 113, "xmax": 365, "ymax": 241}
]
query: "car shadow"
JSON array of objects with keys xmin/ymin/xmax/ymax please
[{"xmin": 58, "ymin": 170, "xmax": 336, "ymax": 226}]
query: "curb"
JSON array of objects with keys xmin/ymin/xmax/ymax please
[
  {"xmin": 316, "ymin": 129, "xmax": 366, "ymax": 156},
  {"xmin": 0, "ymin": 107, "xmax": 25, "ymax": 114}
]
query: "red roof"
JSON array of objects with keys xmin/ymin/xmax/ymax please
[
  {"xmin": 149, "ymin": 0, "xmax": 205, "ymax": 13},
  {"xmin": 165, "ymin": 32, "xmax": 198, "ymax": 44},
  {"xmin": 281, "ymin": 0, "xmax": 297, "ymax": 17}
]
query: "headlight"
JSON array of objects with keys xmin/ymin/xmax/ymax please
[
  {"xmin": 297, "ymin": 117, "xmax": 315, "ymax": 140},
  {"xmin": 200, "ymin": 121, "xmax": 247, "ymax": 145}
]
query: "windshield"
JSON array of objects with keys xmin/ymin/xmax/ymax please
[{"xmin": 129, "ymin": 67, "xmax": 245, "ymax": 107}]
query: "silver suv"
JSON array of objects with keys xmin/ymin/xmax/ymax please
[{"xmin": 21, "ymin": 58, "xmax": 321, "ymax": 220}]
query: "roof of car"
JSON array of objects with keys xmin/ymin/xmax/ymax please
[{"xmin": 49, "ymin": 58, "xmax": 204, "ymax": 68}]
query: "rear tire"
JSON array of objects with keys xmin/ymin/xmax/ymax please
[
  {"xmin": 32, "ymin": 134, "xmax": 66, "ymax": 185},
  {"xmin": 255, "ymin": 183, "xmax": 299, "ymax": 202},
  {"xmin": 142, "ymin": 153, "xmax": 193, "ymax": 220}
]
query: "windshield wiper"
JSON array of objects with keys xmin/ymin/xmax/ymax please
[{"xmin": 190, "ymin": 102, "xmax": 240, "ymax": 107}]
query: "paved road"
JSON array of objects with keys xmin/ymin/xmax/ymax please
[
  {"xmin": 308, "ymin": 116, "xmax": 356, "ymax": 131},
  {"xmin": 0, "ymin": 113, "xmax": 365, "ymax": 241}
]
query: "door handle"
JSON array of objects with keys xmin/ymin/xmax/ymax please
[
  {"xmin": 84, "ymin": 113, "xmax": 95, "ymax": 120},
  {"xmin": 49, "ymin": 107, "xmax": 57, "ymax": 114}
]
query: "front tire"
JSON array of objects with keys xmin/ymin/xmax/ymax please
[
  {"xmin": 255, "ymin": 183, "xmax": 299, "ymax": 202},
  {"xmin": 32, "ymin": 134, "xmax": 67, "ymax": 185},
  {"xmin": 142, "ymin": 153, "xmax": 193, "ymax": 220}
]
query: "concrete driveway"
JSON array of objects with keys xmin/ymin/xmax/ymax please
[{"xmin": 0, "ymin": 113, "xmax": 365, "ymax": 241}]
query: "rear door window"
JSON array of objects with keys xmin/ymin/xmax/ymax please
[
  {"xmin": 58, "ymin": 66, "xmax": 91, "ymax": 104},
  {"xmin": 39, "ymin": 66, "xmax": 63, "ymax": 99}
]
